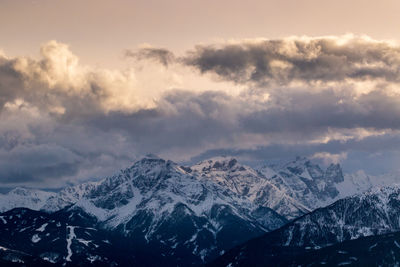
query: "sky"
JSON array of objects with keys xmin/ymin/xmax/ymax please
[{"xmin": 1, "ymin": 0, "xmax": 400, "ymax": 188}]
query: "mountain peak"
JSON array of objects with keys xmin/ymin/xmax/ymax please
[
  {"xmin": 129, "ymin": 155, "xmax": 169, "ymax": 169},
  {"xmin": 362, "ymin": 183, "xmax": 400, "ymax": 198},
  {"xmin": 292, "ymin": 156, "xmax": 311, "ymax": 165},
  {"xmin": 8, "ymin": 187, "xmax": 49, "ymax": 196},
  {"xmin": 8, "ymin": 187, "xmax": 30, "ymax": 195},
  {"xmin": 325, "ymin": 163, "xmax": 344, "ymax": 183},
  {"xmin": 192, "ymin": 156, "xmax": 242, "ymax": 172}
]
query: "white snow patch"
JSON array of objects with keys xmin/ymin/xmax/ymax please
[
  {"xmin": 10, "ymin": 258, "xmax": 24, "ymax": 263},
  {"xmin": 77, "ymin": 238, "xmax": 91, "ymax": 247},
  {"xmin": 66, "ymin": 226, "xmax": 76, "ymax": 262},
  {"xmin": 40, "ymin": 253, "xmax": 59, "ymax": 264},
  {"xmin": 31, "ymin": 234, "xmax": 41, "ymax": 243},
  {"xmin": 369, "ymin": 243, "xmax": 377, "ymax": 251},
  {"xmin": 36, "ymin": 223, "xmax": 48, "ymax": 232},
  {"xmin": 87, "ymin": 255, "xmax": 101, "ymax": 263},
  {"xmin": 0, "ymin": 216, "xmax": 6, "ymax": 224},
  {"xmin": 0, "ymin": 188, "xmax": 55, "ymax": 213},
  {"xmin": 19, "ymin": 227, "xmax": 30, "ymax": 232}
]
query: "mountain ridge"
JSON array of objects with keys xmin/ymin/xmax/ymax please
[{"xmin": 211, "ymin": 183, "xmax": 400, "ymax": 266}]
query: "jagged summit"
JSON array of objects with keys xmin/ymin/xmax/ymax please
[
  {"xmin": 358, "ymin": 183, "xmax": 400, "ymax": 199},
  {"xmin": 191, "ymin": 157, "xmax": 309, "ymax": 219},
  {"xmin": 128, "ymin": 154, "xmax": 168, "ymax": 169},
  {"xmin": 191, "ymin": 156, "xmax": 242, "ymax": 172},
  {"xmin": 257, "ymin": 156, "xmax": 347, "ymax": 210},
  {"xmin": 8, "ymin": 187, "xmax": 51, "ymax": 195},
  {"xmin": 8, "ymin": 187, "xmax": 32, "ymax": 195}
]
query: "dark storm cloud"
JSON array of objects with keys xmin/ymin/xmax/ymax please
[
  {"xmin": 240, "ymin": 89, "xmax": 400, "ymax": 134},
  {"xmin": 82, "ymin": 90, "xmax": 239, "ymax": 153},
  {"xmin": 0, "ymin": 144, "xmax": 81, "ymax": 183},
  {"xmin": 183, "ymin": 37, "xmax": 400, "ymax": 85},
  {"xmin": 77, "ymin": 88, "xmax": 400, "ymax": 159},
  {"xmin": 125, "ymin": 47, "xmax": 175, "ymax": 67},
  {"xmin": 3, "ymin": 87, "xmax": 400, "ymax": 186},
  {"xmin": 193, "ymin": 134, "xmax": 400, "ymax": 161}
]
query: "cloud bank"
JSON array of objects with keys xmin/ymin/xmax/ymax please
[
  {"xmin": 184, "ymin": 35, "xmax": 400, "ymax": 86},
  {"xmin": 2, "ymin": 35, "xmax": 400, "ymax": 187}
]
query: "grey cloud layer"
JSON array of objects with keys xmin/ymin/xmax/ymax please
[
  {"xmin": 2, "ymin": 36, "xmax": 400, "ymax": 187},
  {"xmin": 182, "ymin": 36, "xmax": 400, "ymax": 85}
]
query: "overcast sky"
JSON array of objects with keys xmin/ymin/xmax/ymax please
[{"xmin": 1, "ymin": 0, "xmax": 400, "ymax": 188}]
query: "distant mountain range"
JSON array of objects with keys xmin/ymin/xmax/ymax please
[{"xmin": 0, "ymin": 155, "xmax": 400, "ymax": 265}]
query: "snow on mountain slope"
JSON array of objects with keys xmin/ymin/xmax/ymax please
[
  {"xmin": 0, "ymin": 188, "xmax": 55, "ymax": 213},
  {"xmin": 39, "ymin": 155, "xmax": 287, "ymax": 264},
  {"xmin": 191, "ymin": 157, "xmax": 309, "ymax": 219},
  {"xmin": 211, "ymin": 184, "xmax": 400, "ymax": 266},
  {"xmin": 276, "ymin": 184, "xmax": 400, "ymax": 247},
  {"xmin": 335, "ymin": 170, "xmax": 374, "ymax": 198},
  {"xmin": 258, "ymin": 156, "xmax": 345, "ymax": 211},
  {"xmin": 335, "ymin": 169, "xmax": 400, "ymax": 200},
  {"xmin": 42, "ymin": 183, "xmax": 100, "ymax": 213}
]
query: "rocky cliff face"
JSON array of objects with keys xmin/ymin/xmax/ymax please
[
  {"xmin": 258, "ymin": 157, "xmax": 345, "ymax": 211},
  {"xmin": 191, "ymin": 157, "xmax": 310, "ymax": 219}
]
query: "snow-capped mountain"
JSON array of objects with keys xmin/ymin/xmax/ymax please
[
  {"xmin": 0, "ymin": 187, "xmax": 55, "ymax": 213},
  {"xmin": 35, "ymin": 155, "xmax": 287, "ymax": 265},
  {"xmin": 1, "ymin": 156, "xmax": 388, "ymax": 221},
  {"xmin": 258, "ymin": 156, "xmax": 345, "ymax": 211},
  {"xmin": 211, "ymin": 184, "xmax": 400, "ymax": 266},
  {"xmin": 0, "ymin": 156, "xmax": 376, "ymax": 221},
  {"xmin": 337, "ymin": 169, "xmax": 400, "ymax": 199},
  {"xmin": 191, "ymin": 157, "xmax": 309, "ymax": 219},
  {"xmin": 260, "ymin": 156, "xmax": 400, "ymax": 211},
  {"xmin": 2, "ymin": 155, "xmax": 400, "ymax": 266}
]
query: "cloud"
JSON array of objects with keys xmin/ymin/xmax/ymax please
[
  {"xmin": 0, "ymin": 143, "xmax": 80, "ymax": 183},
  {"xmin": 2, "ymin": 36, "xmax": 400, "ymax": 187},
  {"xmin": 312, "ymin": 152, "xmax": 348, "ymax": 164},
  {"xmin": 0, "ymin": 40, "xmax": 187, "ymax": 116},
  {"xmin": 125, "ymin": 46, "xmax": 175, "ymax": 67},
  {"xmin": 183, "ymin": 35, "xmax": 400, "ymax": 86}
]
